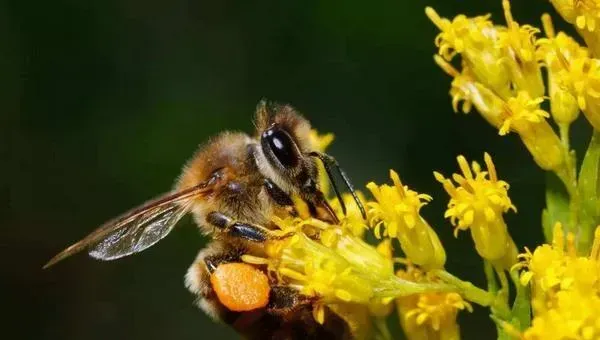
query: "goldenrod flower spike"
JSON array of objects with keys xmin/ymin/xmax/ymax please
[
  {"xmin": 366, "ymin": 170, "xmax": 446, "ymax": 269},
  {"xmin": 396, "ymin": 265, "xmax": 472, "ymax": 340},
  {"xmin": 429, "ymin": 5, "xmax": 565, "ymax": 171},
  {"xmin": 435, "ymin": 153, "xmax": 517, "ymax": 265}
]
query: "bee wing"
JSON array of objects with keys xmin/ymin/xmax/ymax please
[
  {"xmin": 87, "ymin": 198, "xmax": 192, "ymax": 261},
  {"xmin": 44, "ymin": 183, "xmax": 212, "ymax": 268}
]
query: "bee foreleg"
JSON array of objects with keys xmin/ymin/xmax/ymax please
[
  {"xmin": 263, "ymin": 179, "xmax": 297, "ymax": 216},
  {"xmin": 207, "ymin": 211, "xmax": 292, "ymax": 242}
]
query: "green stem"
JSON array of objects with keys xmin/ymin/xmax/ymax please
[
  {"xmin": 373, "ymin": 278, "xmax": 457, "ymax": 298},
  {"xmin": 433, "ymin": 270, "xmax": 494, "ymax": 306},
  {"xmin": 374, "ymin": 317, "xmax": 393, "ymax": 340},
  {"xmin": 555, "ymin": 131, "xmax": 579, "ymax": 234},
  {"xmin": 495, "ymin": 265, "xmax": 510, "ymax": 306},
  {"xmin": 484, "ymin": 261, "xmax": 498, "ymax": 294}
]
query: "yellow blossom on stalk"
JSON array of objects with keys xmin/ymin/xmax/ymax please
[
  {"xmin": 366, "ymin": 170, "xmax": 446, "ymax": 269},
  {"xmin": 515, "ymin": 224, "xmax": 600, "ymax": 339},
  {"xmin": 502, "ymin": 92, "xmax": 565, "ymax": 171},
  {"xmin": 500, "ymin": 92, "xmax": 549, "ymax": 135},
  {"xmin": 426, "ymin": 7, "xmax": 511, "ymax": 98},
  {"xmin": 558, "ymin": 56, "xmax": 600, "ymax": 131},
  {"xmin": 498, "ymin": 0, "xmax": 544, "ymax": 98},
  {"xmin": 435, "ymin": 153, "xmax": 517, "ymax": 266},
  {"xmin": 435, "ymin": 57, "xmax": 506, "ymax": 127},
  {"xmin": 396, "ymin": 265, "xmax": 473, "ymax": 340},
  {"xmin": 536, "ymin": 14, "xmax": 587, "ymax": 126}
]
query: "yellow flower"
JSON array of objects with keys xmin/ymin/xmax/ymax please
[
  {"xmin": 330, "ymin": 191, "xmax": 369, "ymax": 237},
  {"xmin": 537, "ymin": 14, "xmax": 586, "ymax": 125},
  {"xmin": 435, "ymin": 57, "xmax": 506, "ymax": 127},
  {"xmin": 498, "ymin": 0, "xmax": 544, "ymax": 98},
  {"xmin": 549, "ymin": 0, "xmax": 577, "ymax": 24},
  {"xmin": 502, "ymin": 92, "xmax": 565, "ymax": 171},
  {"xmin": 426, "ymin": 7, "xmax": 511, "ymax": 98},
  {"xmin": 500, "ymin": 91, "xmax": 549, "ymax": 135},
  {"xmin": 309, "ymin": 129, "xmax": 334, "ymax": 153},
  {"xmin": 548, "ymin": 0, "xmax": 600, "ymax": 55},
  {"xmin": 396, "ymin": 265, "xmax": 473, "ymax": 340},
  {"xmin": 549, "ymin": 0, "xmax": 600, "ymax": 31},
  {"xmin": 523, "ymin": 290, "xmax": 600, "ymax": 340},
  {"xmin": 435, "ymin": 153, "xmax": 517, "ymax": 265},
  {"xmin": 517, "ymin": 223, "xmax": 600, "ymax": 301},
  {"xmin": 558, "ymin": 56, "xmax": 600, "ymax": 130},
  {"xmin": 366, "ymin": 170, "xmax": 446, "ymax": 269},
  {"xmin": 516, "ymin": 224, "xmax": 600, "ymax": 339},
  {"xmin": 575, "ymin": 0, "xmax": 600, "ymax": 32}
]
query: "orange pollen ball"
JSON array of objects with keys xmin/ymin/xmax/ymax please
[{"xmin": 210, "ymin": 262, "xmax": 271, "ymax": 312}]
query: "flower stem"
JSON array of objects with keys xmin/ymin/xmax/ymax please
[
  {"xmin": 433, "ymin": 270, "xmax": 494, "ymax": 307},
  {"xmin": 484, "ymin": 261, "xmax": 498, "ymax": 294},
  {"xmin": 373, "ymin": 277, "xmax": 457, "ymax": 298}
]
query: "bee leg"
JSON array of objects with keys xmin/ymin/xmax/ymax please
[
  {"xmin": 266, "ymin": 286, "xmax": 313, "ymax": 317},
  {"xmin": 207, "ymin": 211, "xmax": 293, "ymax": 242},
  {"xmin": 263, "ymin": 178, "xmax": 298, "ymax": 216},
  {"xmin": 185, "ymin": 242, "xmax": 242, "ymax": 322},
  {"xmin": 186, "ymin": 243, "xmax": 275, "ymax": 338},
  {"xmin": 203, "ymin": 252, "xmax": 242, "ymax": 273}
]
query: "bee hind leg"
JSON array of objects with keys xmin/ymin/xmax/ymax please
[{"xmin": 185, "ymin": 242, "xmax": 245, "ymax": 321}]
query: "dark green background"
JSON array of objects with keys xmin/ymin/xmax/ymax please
[{"xmin": 3, "ymin": 0, "xmax": 589, "ymax": 339}]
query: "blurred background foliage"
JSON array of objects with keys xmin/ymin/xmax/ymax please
[{"xmin": 2, "ymin": 0, "xmax": 591, "ymax": 339}]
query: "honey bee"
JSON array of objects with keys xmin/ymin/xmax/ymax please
[{"xmin": 45, "ymin": 100, "xmax": 366, "ymax": 339}]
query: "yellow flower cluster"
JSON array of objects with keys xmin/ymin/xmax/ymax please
[
  {"xmin": 241, "ymin": 130, "xmax": 475, "ymax": 338},
  {"xmin": 427, "ymin": 0, "xmax": 573, "ymax": 172},
  {"xmin": 424, "ymin": 0, "xmax": 600, "ymax": 339},
  {"xmin": 515, "ymin": 223, "xmax": 600, "ymax": 339}
]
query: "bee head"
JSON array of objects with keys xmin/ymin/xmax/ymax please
[{"xmin": 254, "ymin": 100, "xmax": 319, "ymax": 196}]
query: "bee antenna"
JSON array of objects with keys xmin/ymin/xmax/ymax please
[{"xmin": 308, "ymin": 152, "xmax": 367, "ymax": 220}]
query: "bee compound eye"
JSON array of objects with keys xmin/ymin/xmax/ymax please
[{"xmin": 262, "ymin": 127, "xmax": 300, "ymax": 168}]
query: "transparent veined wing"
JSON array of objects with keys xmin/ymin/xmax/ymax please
[{"xmin": 43, "ymin": 182, "xmax": 213, "ymax": 268}]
